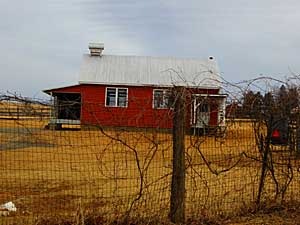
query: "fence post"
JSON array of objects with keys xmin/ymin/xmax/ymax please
[
  {"xmin": 296, "ymin": 114, "xmax": 300, "ymax": 155},
  {"xmin": 170, "ymin": 87, "xmax": 186, "ymax": 224}
]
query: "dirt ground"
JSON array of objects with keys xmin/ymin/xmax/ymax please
[
  {"xmin": 223, "ymin": 206, "xmax": 300, "ymax": 225},
  {"xmin": 11, "ymin": 206, "xmax": 300, "ymax": 225}
]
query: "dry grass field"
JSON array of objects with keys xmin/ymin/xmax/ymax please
[{"xmin": 0, "ymin": 116, "xmax": 300, "ymax": 224}]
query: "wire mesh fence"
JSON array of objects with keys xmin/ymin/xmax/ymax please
[{"xmin": 1, "ymin": 90, "xmax": 300, "ymax": 224}]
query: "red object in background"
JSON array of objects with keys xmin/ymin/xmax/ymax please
[{"xmin": 272, "ymin": 129, "xmax": 280, "ymax": 138}]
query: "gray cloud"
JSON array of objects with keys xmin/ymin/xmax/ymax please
[{"xmin": 1, "ymin": 0, "xmax": 300, "ymax": 97}]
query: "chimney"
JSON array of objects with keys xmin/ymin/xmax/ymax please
[{"xmin": 89, "ymin": 43, "xmax": 104, "ymax": 56}]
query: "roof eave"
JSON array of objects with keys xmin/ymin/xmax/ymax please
[
  {"xmin": 43, "ymin": 84, "xmax": 81, "ymax": 95},
  {"xmin": 78, "ymin": 81, "xmax": 221, "ymax": 89}
]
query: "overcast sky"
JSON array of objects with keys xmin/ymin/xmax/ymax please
[{"xmin": 1, "ymin": 0, "xmax": 300, "ymax": 98}]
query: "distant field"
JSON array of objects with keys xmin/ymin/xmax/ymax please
[
  {"xmin": 0, "ymin": 117, "xmax": 299, "ymax": 224},
  {"xmin": 0, "ymin": 101, "xmax": 49, "ymax": 120}
]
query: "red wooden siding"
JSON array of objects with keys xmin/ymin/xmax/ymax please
[
  {"xmin": 81, "ymin": 85, "xmax": 173, "ymax": 128},
  {"xmin": 49, "ymin": 84, "xmax": 221, "ymax": 129}
]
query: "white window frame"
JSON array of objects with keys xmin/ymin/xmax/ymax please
[
  {"xmin": 153, "ymin": 89, "xmax": 170, "ymax": 109},
  {"xmin": 105, "ymin": 87, "xmax": 128, "ymax": 107}
]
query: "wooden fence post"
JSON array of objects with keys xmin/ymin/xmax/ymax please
[
  {"xmin": 170, "ymin": 87, "xmax": 186, "ymax": 224},
  {"xmin": 296, "ymin": 114, "xmax": 300, "ymax": 155}
]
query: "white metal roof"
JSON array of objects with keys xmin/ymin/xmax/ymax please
[{"xmin": 78, "ymin": 54, "xmax": 222, "ymax": 88}]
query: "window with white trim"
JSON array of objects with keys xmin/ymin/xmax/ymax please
[
  {"xmin": 153, "ymin": 89, "xmax": 170, "ymax": 109},
  {"xmin": 106, "ymin": 88, "xmax": 128, "ymax": 107}
]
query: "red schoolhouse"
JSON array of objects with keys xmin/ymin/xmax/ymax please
[{"xmin": 44, "ymin": 43, "xmax": 226, "ymax": 132}]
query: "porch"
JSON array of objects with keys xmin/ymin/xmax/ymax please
[
  {"xmin": 190, "ymin": 93, "xmax": 227, "ymax": 135},
  {"xmin": 48, "ymin": 92, "xmax": 81, "ymax": 129}
]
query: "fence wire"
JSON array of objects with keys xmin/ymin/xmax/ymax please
[{"xmin": 1, "ymin": 94, "xmax": 300, "ymax": 224}]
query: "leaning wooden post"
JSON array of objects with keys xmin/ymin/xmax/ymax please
[{"xmin": 170, "ymin": 86, "xmax": 186, "ymax": 224}]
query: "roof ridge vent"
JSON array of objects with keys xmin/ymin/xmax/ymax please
[{"xmin": 89, "ymin": 43, "xmax": 104, "ymax": 56}]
